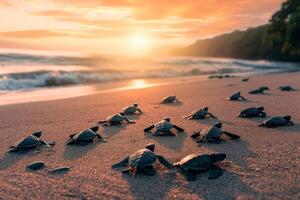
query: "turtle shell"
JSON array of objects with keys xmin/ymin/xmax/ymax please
[
  {"xmin": 123, "ymin": 106, "xmax": 137, "ymax": 114},
  {"xmin": 128, "ymin": 149, "xmax": 157, "ymax": 169},
  {"xmin": 262, "ymin": 116, "xmax": 287, "ymax": 126},
  {"xmin": 154, "ymin": 120, "xmax": 173, "ymax": 131},
  {"xmin": 192, "ymin": 109, "xmax": 207, "ymax": 118},
  {"xmin": 200, "ymin": 126, "xmax": 222, "ymax": 139},
  {"xmin": 72, "ymin": 129, "xmax": 97, "ymax": 141},
  {"xmin": 230, "ymin": 92, "xmax": 241, "ymax": 100},
  {"xmin": 174, "ymin": 154, "xmax": 212, "ymax": 171},
  {"xmin": 107, "ymin": 114, "xmax": 124, "ymax": 122},
  {"xmin": 162, "ymin": 96, "xmax": 175, "ymax": 103},
  {"xmin": 13, "ymin": 135, "xmax": 40, "ymax": 149},
  {"xmin": 240, "ymin": 107, "xmax": 261, "ymax": 116}
]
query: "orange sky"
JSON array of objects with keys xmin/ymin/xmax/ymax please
[{"xmin": 0, "ymin": 0, "xmax": 284, "ymax": 56}]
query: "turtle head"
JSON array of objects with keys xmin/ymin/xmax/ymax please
[
  {"xmin": 32, "ymin": 130, "xmax": 42, "ymax": 138},
  {"xmin": 214, "ymin": 122, "xmax": 222, "ymax": 129},
  {"xmin": 210, "ymin": 153, "xmax": 226, "ymax": 163},
  {"xmin": 202, "ymin": 107, "xmax": 208, "ymax": 111},
  {"xmin": 283, "ymin": 116, "xmax": 292, "ymax": 121},
  {"xmin": 257, "ymin": 107, "xmax": 264, "ymax": 111},
  {"xmin": 90, "ymin": 126, "xmax": 99, "ymax": 133},
  {"xmin": 164, "ymin": 117, "xmax": 171, "ymax": 122},
  {"xmin": 133, "ymin": 103, "xmax": 138, "ymax": 107},
  {"xmin": 145, "ymin": 143, "xmax": 155, "ymax": 152}
]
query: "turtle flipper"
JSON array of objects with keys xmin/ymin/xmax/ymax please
[
  {"xmin": 96, "ymin": 134, "xmax": 106, "ymax": 142},
  {"xmin": 173, "ymin": 125, "xmax": 184, "ymax": 132},
  {"xmin": 69, "ymin": 133, "xmax": 76, "ymax": 138},
  {"xmin": 39, "ymin": 140, "xmax": 51, "ymax": 148},
  {"xmin": 287, "ymin": 121, "xmax": 294, "ymax": 126},
  {"xmin": 142, "ymin": 166, "xmax": 156, "ymax": 176},
  {"xmin": 144, "ymin": 125, "xmax": 155, "ymax": 132},
  {"xmin": 66, "ymin": 139, "xmax": 76, "ymax": 145},
  {"xmin": 208, "ymin": 165, "xmax": 223, "ymax": 179},
  {"xmin": 8, "ymin": 147, "xmax": 18, "ymax": 153},
  {"xmin": 259, "ymin": 112, "xmax": 266, "ymax": 118},
  {"xmin": 184, "ymin": 170, "xmax": 197, "ymax": 181},
  {"xmin": 222, "ymin": 131, "xmax": 240, "ymax": 139},
  {"xmin": 156, "ymin": 155, "xmax": 174, "ymax": 168},
  {"xmin": 191, "ymin": 131, "xmax": 200, "ymax": 138},
  {"xmin": 240, "ymin": 96, "xmax": 247, "ymax": 101},
  {"xmin": 112, "ymin": 156, "xmax": 129, "ymax": 168},
  {"xmin": 98, "ymin": 120, "xmax": 107, "ymax": 124},
  {"xmin": 207, "ymin": 112, "xmax": 216, "ymax": 118},
  {"xmin": 183, "ymin": 114, "xmax": 193, "ymax": 119}
]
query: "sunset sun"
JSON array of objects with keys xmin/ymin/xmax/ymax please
[{"xmin": 129, "ymin": 33, "xmax": 151, "ymax": 52}]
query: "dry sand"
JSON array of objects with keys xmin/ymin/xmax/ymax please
[{"xmin": 0, "ymin": 72, "xmax": 299, "ymax": 200}]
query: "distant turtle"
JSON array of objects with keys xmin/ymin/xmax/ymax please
[
  {"xmin": 144, "ymin": 117, "xmax": 184, "ymax": 136},
  {"xmin": 228, "ymin": 92, "xmax": 247, "ymax": 101},
  {"xmin": 249, "ymin": 87, "xmax": 270, "ymax": 94},
  {"xmin": 174, "ymin": 153, "xmax": 226, "ymax": 181},
  {"xmin": 26, "ymin": 161, "xmax": 45, "ymax": 170},
  {"xmin": 259, "ymin": 116, "xmax": 294, "ymax": 128},
  {"xmin": 98, "ymin": 113, "xmax": 135, "ymax": 126},
  {"xmin": 8, "ymin": 131, "xmax": 53, "ymax": 152},
  {"xmin": 239, "ymin": 107, "xmax": 266, "ymax": 118},
  {"xmin": 161, "ymin": 96, "xmax": 181, "ymax": 104},
  {"xmin": 67, "ymin": 126, "xmax": 106, "ymax": 145},
  {"xmin": 191, "ymin": 122, "xmax": 240, "ymax": 143},
  {"xmin": 184, "ymin": 107, "xmax": 216, "ymax": 120},
  {"xmin": 242, "ymin": 78, "xmax": 249, "ymax": 82},
  {"xmin": 121, "ymin": 103, "xmax": 143, "ymax": 115},
  {"xmin": 112, "ymin": 143, "xmax": 173, "ymax": 176},
  {"xmin": 278, "ymin": 86, "xmax": 296, "ymax": 91}
]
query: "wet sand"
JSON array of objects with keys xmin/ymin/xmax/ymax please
[{"xmin": 0, "ymin": 72, "xmax": 299, "ymax": 199}]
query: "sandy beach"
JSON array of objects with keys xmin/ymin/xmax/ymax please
[{"xmin": 0, "ymin": 72, "xmax": 299, "ymax": 200}]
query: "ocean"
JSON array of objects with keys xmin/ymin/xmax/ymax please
[{"xmin": 0, "ymin": 52, "xmax": 299, "ymax": 91}]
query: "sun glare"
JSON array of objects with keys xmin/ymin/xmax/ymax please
[{"xmin": 129, "ymin": 33, "xmax": 151, "ymax": 55}]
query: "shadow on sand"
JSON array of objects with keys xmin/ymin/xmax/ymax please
[
  {"xmin": 123, "ymin": 170, "xmax": 177, "ymax": 200},
  {"xmin": 63, "ymin": 141, "xmax": 101, "ymax": 160},
  {"xmin": 144, "ymin": 132, "xmax": 186, "ymax": 151}
]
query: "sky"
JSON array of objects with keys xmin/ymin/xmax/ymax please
[{"xmin": 0, "ymin": 0, "xmax": 285, "ymax": 56}]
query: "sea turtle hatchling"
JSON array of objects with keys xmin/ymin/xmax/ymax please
[
  {"xmin": 160, "ymin": 96, "xmax": 181, "ymax": 104},
  {"xmin": 259, "ymin": 116, "xmax": 294, "ymax": 128},
  {"xmin": 191, "ymin": 122, "xmax": 240, "ymax": 143},
  {"xmin": 8, "ymin": 131, "xmax": 54, "ymax": 152},
  {"xmin": 184, "ymin": 107, "xmax": 217, "ymax": 120},
  {"xmin": 121, "ymin": 103, "xmax": 143, "ymax": 115},
  {"xmin": 174, "ymin": 153, "xmax": 226, "ymax": 181},
  {"xmin": 112, "ymin": 143, "xmax": 173, "ymax": 176},
  {"xmin": 239, "ymin": 107, "xmax": 266, "ymax": 118},
  {"xmin": 278, "ymin": 86, "xmax": 296, "ymax": 91},
  {"xmin": 98, "ymin": 113, "xmax": 135, "ymax": 126},
  {"xmin": 228, "ymin": 92, "xmax": 247, "ymax": 101},
  {"xmin": 249, "ymin": 86, "xmax": 270, "ymax": 94},
  {"xmin": 67, "ymin": 126, "xmax": 106, "ymax": 145},
  {"xmin": 144, "ymin": 117, "xmax": 184, "ymax": 136}
]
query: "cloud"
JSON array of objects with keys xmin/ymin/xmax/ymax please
[{"xmin": 0, "ymin": 30, "xmax": 83, "ymax": 39}]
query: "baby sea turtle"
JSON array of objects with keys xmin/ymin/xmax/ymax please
[
  {"xmin": 144, "ymin": 117, "xmax": 184, "ymax": 136},
  {"xmin": 191, "ymin": 122, "xmax": 240, "ymax": 143},
  {"xmin": 112, "ymin": 143, "xmax": 173, "ymax": 176},
  {"xmin": 228, "ymin": 92, "xmax": 247, "ymax": 101},
  {"xmin": 249, "ymin": 86, "xmax": 270, "ymax": 94},
  {"xmin": 184, "ymin": 107, "xmax": 216, "ymax": 119},
  {"xmin": 67, "ymin": 126, "xmax": 106, "ymax": 145},
  {"xmin": 26, "ymin": 161, "xmax": 45, "ymax": 170},
  {"xmin": 259, "ymin": 116, "xmax": 294, "ymax": 128},
  {"xmin": 8, "ymin": 131, "xmax": 53, "ymax": 152},
  {"xmin": 98, "ymin": 113, "xmax": 135, "ymax": 126},
  {"xmin": 278, "ymin": 86, "xmax": 296, "ymax": 91},
  {"xmin": 239, "ymin": 107, "xmax": 266, "ymax": 118},
  {"xmin": 174, "ymin": 153, "xmax": 226, "ymax": 181},
  {"xmin": 121, "ymin": 103, "xmax": 143, "ymax": 115},
  {"xmin": 160, "ymin": 96, "xmax": 180, "ymax": 104},
  {"xmin": 242, "ymin": 77, "xmax": 249, "ymax": 82}
]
